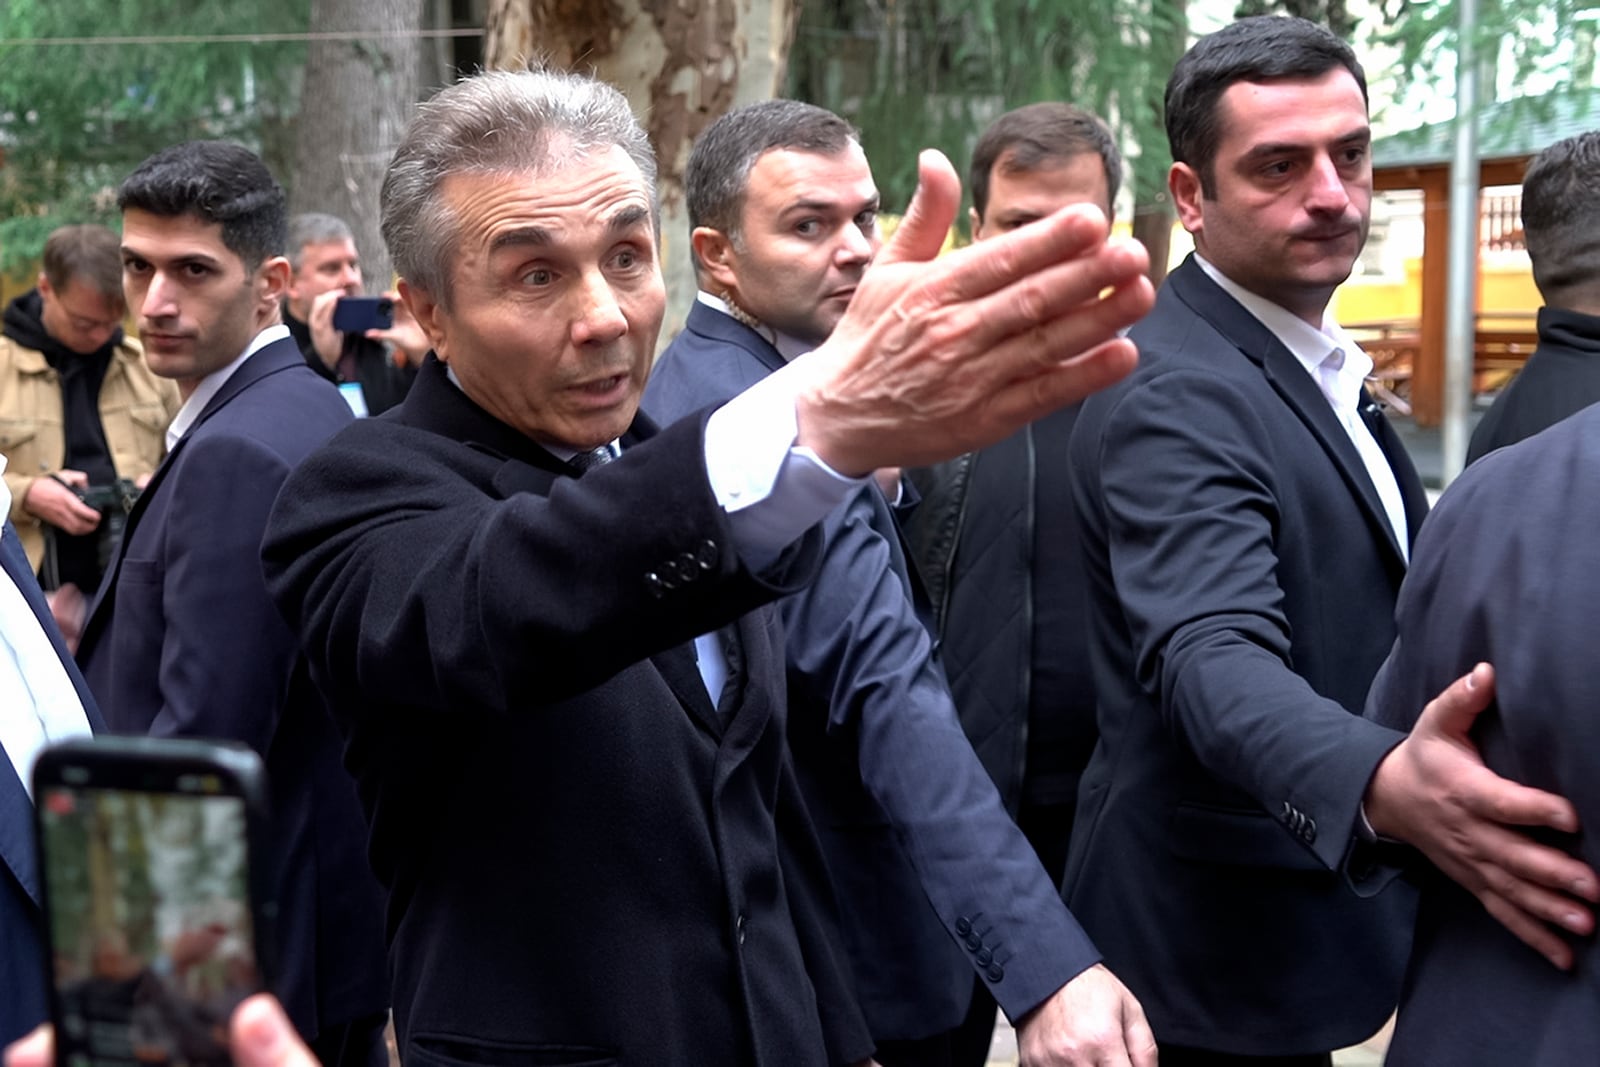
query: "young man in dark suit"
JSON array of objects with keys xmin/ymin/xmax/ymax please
[
  {"xmin": 74, "ymin": 141, "xmax": 388, "ymax": 1067},
  {"xmin": 644, "ymin": 99, "xmax": 1148, "ymax": 1067},
  {"xmin": 261, "ymin": 68, "xmax": 1157, "ymax": 1067},
  {"xmin": 1063, "ymin": 15, "xmax": 1598, "ymax": 1065}
]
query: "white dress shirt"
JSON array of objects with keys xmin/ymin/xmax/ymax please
[
  {"xmin": 0, "ymin": 458, "xmax": 93, "ymax": 798},
  {"xmin": 1196, "ymin": 256, "xmax": 1409, "ymax": 561},
  {"xmin": 166, "ymin": 324, "xmax": 291, "ymax": 451}
]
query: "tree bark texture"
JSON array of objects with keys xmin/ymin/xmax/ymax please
[
  {"xmin": 484, "ymin": 0, "xmax": 798, "ymax": 349},
  {"xmin": 291, "ymin": 0, "xmax": 423, "ymax": 291}
]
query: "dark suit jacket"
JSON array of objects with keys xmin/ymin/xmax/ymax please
[
  {"xmin": 75, "ymin": 336, "xmax": 387, "ymax": 1043},
  {"xmin": 1063, "ymin": 257, "xmax": 1429, "ymax": 1055},
  {"xmin": 643, "ymin": 302, "xmax": 1098, "ymax": 1039},
  {"xmin": 1466, "ymin": 306, "xmax": 1600, "ymax": 464},
  {"xmin": 261, "ymin": 357, "xmax": 874, "ymax": 1067},
  {"xmin": 0, "ymin": 521, "xmax": 105, "ymax": 1047},
  {"xmin": 1369, "ymin": 404, "xmax": 1600, "ymax": 1066}
]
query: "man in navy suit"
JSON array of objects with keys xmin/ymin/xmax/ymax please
[
  {"xmin": 261, "ymin": 69, "xmax": 1155, "ymax": 1067},
  {"xmin": 644, "ymin": 99, "xmax": 1148, "ymax": 1067},
  {"xmin": 0, "ymin": 508, "xmax": 101, "ymax": 1048},
  {"xmin": 73, "ymin": 142, "xmax": 388, "ymax": 1067},
  {"xmin": 1063, "ymin": 16, "xmax": 1597, "ymax": 1065}
]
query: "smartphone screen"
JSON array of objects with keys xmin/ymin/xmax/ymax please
[{"xmin": 36, "ymin": 743, "xmax": 266, "ymax": 1067}]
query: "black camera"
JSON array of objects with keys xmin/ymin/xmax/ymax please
[
  {"xmin": 40, "ymin": 478, "xmax": 142, "ymax": 591},
  {"xmin": 76, "ymin": 479, "xmax": 140, "ymax": 573}
]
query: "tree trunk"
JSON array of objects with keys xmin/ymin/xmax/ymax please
[
  {"xmin": 291, "ymin": 0, "xmax": 423, "ymax": 291},
  {"xmin": 484, "ymin": 0, "xmax": 798, "ymax": 350}
]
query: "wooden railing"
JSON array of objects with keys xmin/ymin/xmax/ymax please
[{"xmin": 1346, "ymin": 313, "xmax": 1538, "ymax": 417}]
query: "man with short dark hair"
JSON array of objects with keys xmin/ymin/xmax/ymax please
[
  {"xmin": 75, "ymin": 141, "xmax": 388, "ymax": 1067},
  {"xmin": 262, "ymin": 68, "xmax": 1156, "ymax": 1067},
  {"xmin": 1064, "ymin": 16, "xmax": 1597, "ymax": 1065},
  {"xmin": 903, "ymin": 99, "xmax": 1124, "ymax": 1067},
  {"xmin": 282, "ymin": 212, "xmax": 425, "ymax": 416},
  {"xmin": 645, "ymin": 98, "xmax": 1148, "ymax": 1067},
  {"xmin": 1467, "ymin": 131, "xmax": 1600, "ymax": 461},
  {"xmin": 0, "ymin": 224, "xmax": 178, "ymax": 602}
]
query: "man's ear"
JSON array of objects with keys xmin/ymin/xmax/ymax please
[
  {"xmin": 36, "ymin": 273, "xmax": 54, "ymax": 299},
  {"xmin": 968, "ymin": 206, "xmax": 985, "ymax": 242},
  {"xmin": 257, "ymin": 255, "xmax": 291, "ymax": 308},
  {"xmin": 1170, "ymin": 162, "xmax": 1205, "ymax": 237},
  {"xmin": 691, "ymin": 227, "xmax": 740, "ymax": 295},
  {"xmin": 398, "ymin": 279, "xmax": 447, "ymax": 362}
]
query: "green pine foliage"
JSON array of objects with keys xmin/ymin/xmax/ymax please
[{"xmin": 0, "ymin": 1, "xmax": 309, "ymax": 271}]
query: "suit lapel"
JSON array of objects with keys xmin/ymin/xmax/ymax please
[
  {"xmin": 407, "ymin": 359, "xmax": 727, "ymax": 736},
  {"xmin": 685, "ymin": 301, "xmax": 787, "ymax": 376},
  {"xmin": 1168, "ymin": 260, "xmax": 1415, "ymax": 570}
]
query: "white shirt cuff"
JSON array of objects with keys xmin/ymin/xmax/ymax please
[{"xmin": 704, "ymin": 363, "xmax": 864, "ymax": 569}]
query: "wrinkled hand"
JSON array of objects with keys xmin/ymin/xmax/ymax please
[
  {"xmin": 1366, "ymin": 663, "xmax": 1599, "ymax": 969},
  {"xmin": 306, "ymin": 290, "xmax": 345, "ymax": 370},
  {"xmin": 4, "ymin": 995, "xmax": 317, "ymax": 1067},
  {"xmin": 1016, "ymin": 964, "xmax": 1156, "ymax": 1067},
  {"xmin": 365, "ymin": 290, "xmax": 431, "ymax": 367},
  {"xmin": 793, "ymin": 149, "xmax": 1151, "ymax": 476},
  {"xmin": 22, "ymin": 470, "xmax": 100, "ymax": 534}
]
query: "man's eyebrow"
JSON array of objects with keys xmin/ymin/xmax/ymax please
[
  {"xmin": 488, "ymin": 226, "xmax": 552, "ymax": 254},
  {"xmin": 1241, "ymin": 126, "xmax": 1371, "ymax": 163},
  {"xmin": 609, "ymin": 205, "xmax": 651, "ymax": 232},
  {"xmin": 778, "ymin": 193, "xmax": 880, "ymax": 217},
  {"xmin": 120, "ymin": 246, "xmax": 223, "ymax": 269}
]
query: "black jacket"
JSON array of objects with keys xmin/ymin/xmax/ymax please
[
  {"xmin": 262, "ymin": 358, "xmax": 872, "ymax": 1067},
  {"xmin": 905, "ymin": 406, "xmax": 1097, "ymax": 822},
  {"xmin": 1467, "ymin": 306, "xmax": 1600, "ymax": 463},
  {"xmin": 285, "ymin": 311, "xmax": 415, "ymax": 416}
]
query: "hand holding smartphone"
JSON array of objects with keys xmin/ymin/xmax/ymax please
[{"xmin": 32, "ymin": 738, "xmax": 274, "ymax": 1067}]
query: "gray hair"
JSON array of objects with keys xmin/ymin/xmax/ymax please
[
  {"xmin": 686, "ymin": 100, "xmax": 860, "ymax": 261},
  {"xmin": 287, "ymin": 213, "xmax": 356, "ymax": 271},
  {"xmin": 381, "ymin": 68, "xmax": 658, "ymax": 306}
]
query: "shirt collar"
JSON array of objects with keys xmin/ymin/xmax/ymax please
[
  {"xmin": 1193, "ymin": 255, "xmax": 1372, "ymax": 400},
  {"xmin": 696, "ymin": 291, "xmax": 814, "ymax": 363},
  {"xmin": 440, "ymin": 364, "xmax": 615, "ymax": 464},
  {"xmin": 165, "ymin": 324, "xmax": 290, "ymax": 451}
]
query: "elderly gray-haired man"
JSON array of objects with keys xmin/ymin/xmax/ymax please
[{"xmin": 263, "ymin": 68, "xmax": 1153, "ymax": 1067}]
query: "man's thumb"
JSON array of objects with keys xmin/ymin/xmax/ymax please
[{"xmin": 878, "ymin": 149, "xmax": 960, "ymax": 267}]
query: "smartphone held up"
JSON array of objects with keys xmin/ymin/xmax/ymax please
[
  {"xmin": 32, "ymin": 738, "xmax": 274, "ymax": 1067},
  {"xmin": 330, "ymin": 296, "xmax": 394, "ymax": 335}
]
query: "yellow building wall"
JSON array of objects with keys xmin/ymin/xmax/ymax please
[{"xmin": 1332, "ymin": 256, "xmax": 1540, "ymax": 326}]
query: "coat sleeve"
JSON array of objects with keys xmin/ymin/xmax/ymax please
[
  {"xmin": 784, "ymin": 486, "xmax": 1100, "ymax": 1020},
  {"xmin": 262, "ymin": 412, "xmax": 821, "ymax": 719},
  {"xmin": 1086, "ymin": 366, "xmax": 1403, "ymax": 871}
]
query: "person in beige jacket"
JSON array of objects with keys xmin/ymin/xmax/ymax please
[{"xmin": 0, "ymin": 224, "xmax": 178, "ymax": 605}]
